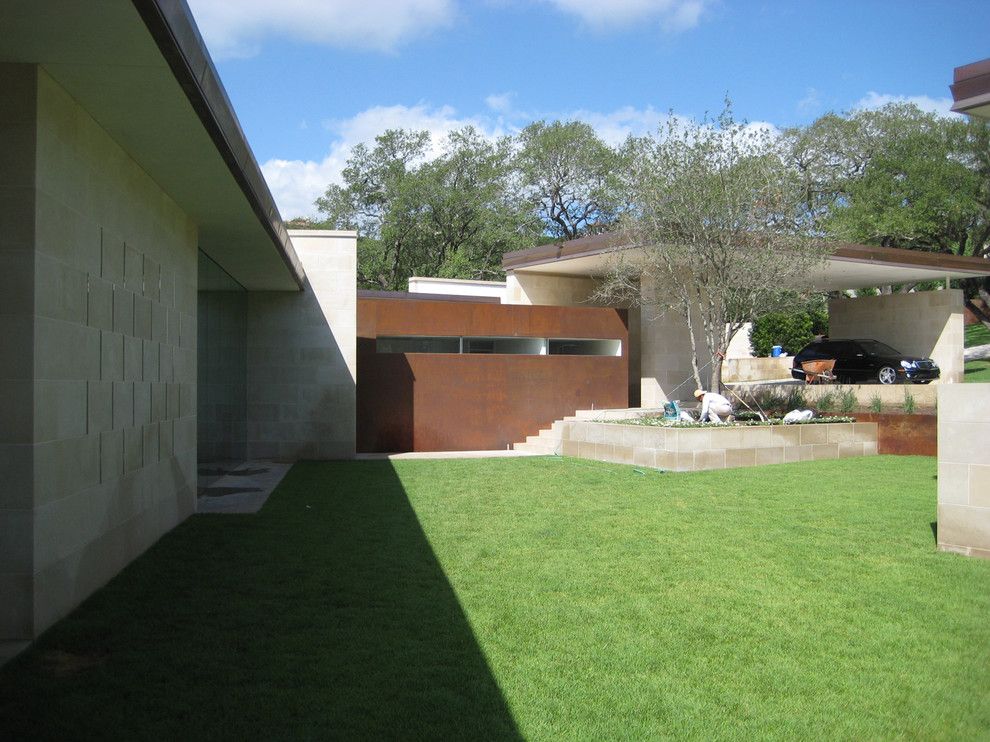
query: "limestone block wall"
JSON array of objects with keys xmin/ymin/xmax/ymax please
[
  {"xmin": 937, "ymin": 384, "xmax": 990, "ymax": 558},
  {"xmin": 638, "ymin": 276, "xmax": 708, "ymax": 407},
  {"xmin": 504, "ymin": 272, "xmax": 598, "ymax": 306},
  {"xmin": 547, "ymin": 419, "xmax": 877, "ymax": 471},
  {"xmin": 197, "ymin": 290, "xmax": 247, "ymax": 461},
  {"xmin": 243, "ymin": 231, "xmax": 356, "ymax": 460},
  {"xmin": 0, "ymin": 66, "xmax": 198, "ymax": 640},
  {"xmin": 829, "ymin": 290, "xmax": 964, "ymax": 383}
]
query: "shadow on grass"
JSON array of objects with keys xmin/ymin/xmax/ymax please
[{"xmin": 0, "ymin": 460, "xmax": 521, "ymax": 740}]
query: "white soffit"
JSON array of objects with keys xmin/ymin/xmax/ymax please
[
  {"xmin": 510, "ymin": 248, "xmax": 990, "ymax": 291},
  {"xmin": 0, "ymin": 0, "xmax": 303, "ymax": 290}
]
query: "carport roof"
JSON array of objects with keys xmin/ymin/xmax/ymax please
[
  {"xmin": 951, "ymin": 58, "xmax": 990, "ymax": 119},
  {"xmin": 502, "ymin": 234, "xmax": 990, "ymax": 292},
  {"xmin": 0, "ymin": 0, "xmax": 303, "ymax": 290}
]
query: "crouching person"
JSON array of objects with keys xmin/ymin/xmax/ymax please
[{"xmin": 693, "ymin": 389, "xmax": 734, "ymax": 423}]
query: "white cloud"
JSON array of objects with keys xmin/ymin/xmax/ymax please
[
  {"xmin": 542, "ymin": 0, "xmax": 709, "ymax": 31},
  {"xmin": 261, "ymin": 101, "xmax": 778, "ymax": 219},
  {"xmin": 796, "ymin": 87, "xmax": 822, "ymax": 115},
  {"xmin": 186, "ymin": 0, "xmax": 456, "ymax": 57},
  {"xmin": 854, "ymin": 91, "xmax": 957, "ymax": 117},
  {"xmin": 485, "ymin": 92, "xmax": 515, "ymax": 113},
  {"xmin": 263, "ymin": 103, "xmax": 506, "ymax": 218}
]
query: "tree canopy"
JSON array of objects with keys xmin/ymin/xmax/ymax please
[{"xmin": 596, "ymin": 104, "xmax": 830, "ymax": 391}]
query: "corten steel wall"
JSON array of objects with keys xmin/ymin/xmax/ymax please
[
  {"xmin": 854, "ymin": 413, "xmax": 937, "ymax": 456},
  {"xmin": 357, "ymin": 297, "xmax": 629, "ymax": 452}
]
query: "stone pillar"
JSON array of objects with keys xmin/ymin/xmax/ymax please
[
  {"xmin": 242, "ymin": 231, "xmax": 357, "ymax": 460},
  {"xmin": 937, "ymin": 384, "xmax": 990, "ymax": 558}
]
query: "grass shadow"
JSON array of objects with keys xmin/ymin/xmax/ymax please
[{"xmin": 0, "ymin": 460, "xmax": 521, "ymax": 740}]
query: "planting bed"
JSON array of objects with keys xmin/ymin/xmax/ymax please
[{"xmin": 544, "ymin": 418, "xmax": 878, "ymax": 472}]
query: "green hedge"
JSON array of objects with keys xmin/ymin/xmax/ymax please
[{"xmin": 750, "ymin": 309, "xmax": 828, "ymax": 356}]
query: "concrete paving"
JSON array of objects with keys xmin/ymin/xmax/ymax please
[
  {"xmin": 354, "ymin": 449, "xmax": 545, "ymax": 460},
  {"xmin": 196, "ymin": 460, "xmax": 293, "ymax": 514}
]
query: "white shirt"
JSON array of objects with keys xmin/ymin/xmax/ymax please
[{"xmin": 700, "ymin": 392, "xmax": 732, "ymax": 420}]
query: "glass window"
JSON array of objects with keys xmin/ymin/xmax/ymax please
[
  {"xmin": 376, "ymin": 336, "xmax": 460, "ymax": 354},
  {"xmin": 548, "ymin": 339, "xmax": 622, "ymax": 356},
  {"xmin": 463, "ymin": 337, "xmax": 546, "ymax": 355}
]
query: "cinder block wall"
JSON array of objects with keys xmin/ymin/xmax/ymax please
[
  {"xmin": 829, "ymin": 291, "xmax": 964, "ymax": 383},
  {"xmin": 243, "ymin": 231, "xmax": 356, "ymax": 460},
  {"xmin": 937, "ymin": 384, "xmax": 990, "ymax": 558},
  {"xmin": 0, "ymin": 66, "xmax": 198, "ymax": 640}
]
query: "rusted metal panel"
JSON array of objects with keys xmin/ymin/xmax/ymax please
[
  {"xmin": 854, "ymin": 412, "xmax": 936, "ymax": 456},
  {"xmin": 357, "ymin": 297, "xmax": 629, "ymax": 452}
]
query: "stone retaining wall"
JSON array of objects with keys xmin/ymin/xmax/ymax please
[{"xmin": 550, "ymin": 420, "xmax": 878, "ymax": 472}]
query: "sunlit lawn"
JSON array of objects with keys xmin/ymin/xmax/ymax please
[{"xmin": 2, "ymin": 456, "xmax": 988, "ymax": 740}]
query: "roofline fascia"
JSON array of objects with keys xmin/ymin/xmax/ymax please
[
  {"xmin": 503, "ymin": 234, "xmax": 990, "ymax": 276},
  {"xmin": 131, "ymin": 0, "xmax": 305, "ymax": 289}
]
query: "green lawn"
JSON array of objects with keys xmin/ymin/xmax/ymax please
[
  {"xmin": 965, "ymin": 322, "xmax": 990, "ymax": 348},
  {"xmin": 965, "ymin": 359, "xmax": 990, "ymax": 382},
  {"xmin": 2, "ymin": 457, "xmax": 989, "ymax": 740}
]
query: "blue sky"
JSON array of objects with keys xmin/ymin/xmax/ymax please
[{"xmin": 185, "ymin": 0, "xmax": 990, "ymax": 218}]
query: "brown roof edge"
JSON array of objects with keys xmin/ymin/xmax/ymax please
[
  {"xmin": 131, "ymin": 0, "xmax": 305, "ymax": 289},
  {"xmin": 502, "ymin": 233, "xmax": 629, "ymax": 271},
  {"xmin": 831, "ymin": 243, "xmax": 990, "ymax": 273},
  {"xmin": 504, "ymin": 232, "xmax": 990, "ymax": 275},
  {"xmin": 950, "ymin": 57, "xmax": 990, "ymax": 114}
]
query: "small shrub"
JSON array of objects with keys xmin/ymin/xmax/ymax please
[
  {"xmin": 815, "ymin": 390, "xmax": 837, "ymax": 413},
  {"xmin": 838, "ymin": 388, "xmax": 857, "ymax": 414},
  {"xmin": 869, "ymin": 394, "xmax": 883, "ymax": 414},
  {"xmin": 903, "ymin": 389, "xmax": 916, "ymax": 415}
]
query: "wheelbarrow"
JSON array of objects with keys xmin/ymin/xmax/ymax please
[{"xmin": 801, "ymin": 359, "xmax": 836, "ymax": 384}]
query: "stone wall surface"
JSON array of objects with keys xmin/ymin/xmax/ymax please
[
  {"xmin": 937, "ymin": 384, "xmax": 990, "ymax": 558},
  {"xmin": 197, "ymin": 290, "xmax": 247, "ymax": 461},
  {"xmin": 243, "ymin": 231, "xmax": 356, "ymax": 460},
  {"xmin": 722, "ymin": 357, "xmax": 792, "ymax": 383},
  {"xmin": 0, "ymin": 66, "xmax": 198, "ymax": 639},
  {"xmin": 536, "ymin": 420, "xmax": 877, "ymax": 472},
  {"xmin": 829, "ymin": 290, "xmax": 964, "ymax": 383}
]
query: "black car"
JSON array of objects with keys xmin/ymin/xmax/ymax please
[{"xmin": 790, "ymin": 338, "xmax": 940, "ymax": 385}]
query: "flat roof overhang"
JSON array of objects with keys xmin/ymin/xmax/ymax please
[
  {"xmin": 951, "ymin": 58, "xmax": 990, "ymax": 120},
  {"xmin": 0, "ymin": 0, "xmax": 303, "ymax": 290},
  {"xmin": 503, "ymin": 233, "xmax": 990, "ymax": 292}
]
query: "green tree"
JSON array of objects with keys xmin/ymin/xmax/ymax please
[
  {"xmin": 317, "ymin": 129, "xmax": 430, "ymax": 290},
  {"xmin": 788, "ymin": 104, "xmax": 990, "ymax": 315},
  {"xmin": 597, "ymin": 104, "xmax": 830, "ymax": 392},
  {"xmin": 316, "ymin": 128, "xmax": 536, "ymax": 290},
  {"xmin": 516, "ymin": 121, "xmax": 623, "ymax": 240}
]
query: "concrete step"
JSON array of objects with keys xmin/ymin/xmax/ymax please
[{"xmin": 513, "ymin": 441, "xmax": 559, "ymax": 455}]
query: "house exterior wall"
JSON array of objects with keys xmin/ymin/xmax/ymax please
[
  {"xmin": 408, "ymin": 277, "xmax": 506, "ymax": 300},
  {"xmin": 828, "ymin": 290, "xmax": 964, "ymax": 383},
  {"xmin": 937, "ymin": 384, "xmax": 990, "ymax": 559},
  {"xmin": 243, "ymin": 231, "xmax": 357, "ymax": 460},
  {"xmin": 196, "ymin": 232, "xmax": 357, "ymax": 462},
  {"xmin": 197, "ymin": 290, "xmax": 247, "ymax": 461},
  {"xmin": 0, "ymin": 66, "xmax": 198, "ymax": 640},
  {"xmin": 505, "ymin": 271, "xmax": 641, "ymax": 406},
  {"xmin": 357, "ymin": 297, "xmax": 629, "ymax": 452}
]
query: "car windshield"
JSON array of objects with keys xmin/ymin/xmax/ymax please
[{"xmin": 857, "ymin": 340, "xmax": 902, "ymax": 356}]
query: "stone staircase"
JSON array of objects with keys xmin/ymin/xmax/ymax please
[{"xmin": 513, "ymin": 407, "xmax": 663, "ymax": 455}]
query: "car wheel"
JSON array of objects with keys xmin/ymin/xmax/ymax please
[{"xmin": 878, "ymin": 366, "xmax": 897, "ymax": 385}]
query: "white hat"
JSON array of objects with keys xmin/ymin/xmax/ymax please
[{"xmin": 693, "ymin": 389, "xmax": 705, "ymax": 399}]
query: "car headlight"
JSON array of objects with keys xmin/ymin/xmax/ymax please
[{"xmin": 900, "ymin": 360, "xmax": 915, "ymax": 369}]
